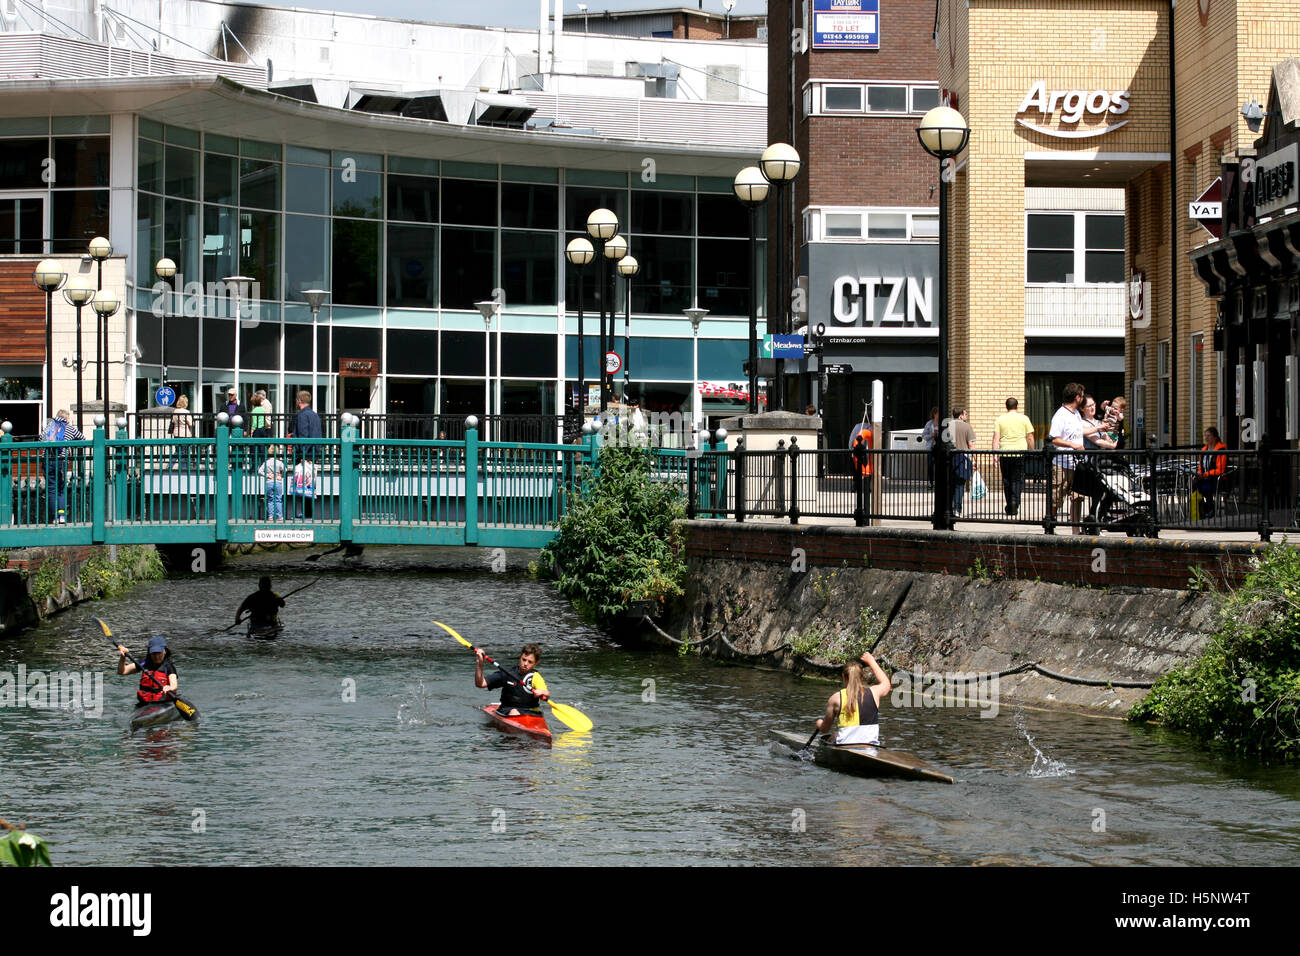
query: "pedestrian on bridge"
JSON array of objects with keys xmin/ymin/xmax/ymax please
[{"xmin": 39, "ymin": 409, "xmax": 84, "ymax": 524}]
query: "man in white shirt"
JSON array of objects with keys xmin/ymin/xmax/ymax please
[{"xmin": 1049, "ymin": 382, "xmax": 1098, "ymax": 532}]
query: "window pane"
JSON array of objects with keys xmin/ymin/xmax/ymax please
[
  {"xmin": 204, "ymin": 152, "xmax": 238, "ymax": 205},
  {"xmin": 203, "ymin": 204, "xmax": 239, "ymax": 285},
  {"xmin": 332, "ymin": 218, "xmax": 380, "ymax": 305},
  {"xmin": 911, "ymin": 215, "xmax": 939, "ymax": 238},
  {"xmin": 1027, "ymin": 250, "xmax": 1073, "ymax": 283},
  {"xmin": 911, "ymin": 87, "xmax": 940, "ymax": 112},
  {"xmin": 165, "ymin": 145, "xmax": 199, "ymax": 200},
  {"xmin": 388, "ymin": 174, "xmax": 439, "ymax": 223},
  {"xmin": 242, "ymin": 318, "xmax": 280, "ymax": 370},
  {"xmin": 697, "ymin": 238, "xmax": 751, "ymax": 316},
  {"xmin": 565, "ymin": 186, "xmax": 626, "ymax": 233},
  {"xmin": 138, "ymin": 137, "xmax": 163, "ymax": 194},
  {"xmin": 441, "ymin": 330, "xmax": 486, "ymax": 376},
  {"xmin": 286, "ymin": 164, "xmax": 330, "ymax": 215},
  {"xmin": 824, "ymin": 86, "xmax": 863, "ymax": 111},
  {"xmin": 334, "ymin": 169, "xmax": 382, "ymax": 219},
  {"xmin": 501, "ymin": 182, "xmax": 558, "ymax": 230},
  {"xmin": 501, "ymin": 231, "xmax": 556, "ymax": 306},
  {"xmin": 1085, "ymin": 251, "xmax": 1125, "ymax": 283},
  {"xmin": 284, "ymin": 323, "xmax": 313, "ymax": 372},
  {"xmin": 442, "ymin": 178, "xmax": 498, "ymax": 227},
  {"xmin": 386, "ymin": 224, "xmax": 438, "ymax": 307},
  {"xmin": 866, "ymin": 213, "xmax": 907, "ymax": 239},
  {"xmin": 239, "ymin": 158, "xmax": 281, "ymax": 211},
  {"xmin": 867, "ymin": 86, "xmax": 908, "ymax": 112},
  {"xmin": 1085, "ymin": 214, "xmax": 1124, "ymax": 250},
  {"xmin": 285, "ymin": 214, "xmax": 330, "ymax": 299},
  {"xmin": 386, "ymin": 329, "xmax": 438, "ymax": 376},
  {"xmin": 633, "ymin": 235, "xmax": 693, "ymax": 315},
  {"xmin": 0, "ymin": 138, "xmax": 48, "ymax": 189},
  {"xmin": 697, "ymin": 338, "xmax": 749, "ymax": 381},
  {"xmin": 53, "ymin": 137, "xmax": 109, "ymax": 188},
  {"xmin": 501, "ymin": 333, "xmax": 557, "ymax": 378},
  {"xmin": 632, "ymin": 190, "xmax": 693, "ymax": 235},
  {"xmin": 240, "ymin": 209, "xmax": 280, "ymax": 299},
  {"xmin": 1027, "ymin": 213, "xmax": 1073, "ymax": 249},
  {"xmin": 334, "ymin": 326, "xmax": 381, "ymax": 364},
  {"xmin": 825, "ymin": 213, "xmax": 861, "ymax": 237},
  {"xmin": 440, "ymin": 227, "xmax": 496, "ymax": 311},
  {"xmin": 164, "ymin": 198, "xmax": 201, "ymax": 281},
  {"xmin": 698, "ymin": 193, "xmax": 751, "ymax": 238},
  {"xmin": 628, "ymin": 337, "xmax": 691, "ymax": 379},
  {"xmin": 167, "ymin": 315, "xmax": 199, "ymax": 367},
  {"xmin": 202, "ymin": 315, "xmax": 235, "ymax": 369},
  {"xmin": 137, "ymin": 194, "xmax": 164, "ymax": 287}
]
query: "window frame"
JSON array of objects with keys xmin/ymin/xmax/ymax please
[{"xmin": 1025, "ymin": 210, "xmax": 1125, "ymax": 286}]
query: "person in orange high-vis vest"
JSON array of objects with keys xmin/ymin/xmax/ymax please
[{"xmin": 851, "ymin": 426, "xmax": 873, "ymax": 503}]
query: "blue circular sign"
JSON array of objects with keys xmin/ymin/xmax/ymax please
[{"xmin": 155, "ymin": 385, "xmax": 176, "ymax": 408}]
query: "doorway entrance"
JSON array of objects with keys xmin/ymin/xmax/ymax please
[{"xmin": 0, "ymin": 194, "xmax": 46, "ymax": 254}]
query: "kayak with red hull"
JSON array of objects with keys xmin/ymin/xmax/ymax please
[{"xmin": 483, "ymin": 704, "xmax": 552, "ymax": 745}]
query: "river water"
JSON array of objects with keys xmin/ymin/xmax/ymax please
[{"xmin": 3, "ymin": 546, "xmax": 1299, "ymax": 866}]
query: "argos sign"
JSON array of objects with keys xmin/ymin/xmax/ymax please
[{"xmin": 1016, "ymin": 81, "xmax": 1131, "ymax": 139}]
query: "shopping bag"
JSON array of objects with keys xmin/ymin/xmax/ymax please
[{"xmin": 971, "ymin": 469, "xmax": 987, "ymax": 500}]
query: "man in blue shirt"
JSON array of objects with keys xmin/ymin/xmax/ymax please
[
  {"xmin": 40, "ymin": 409, "xmax": 85, "ymax": 524},
  {"xmin": 288, "ymin": 390, "xmax": 322, "ymax": 439}
]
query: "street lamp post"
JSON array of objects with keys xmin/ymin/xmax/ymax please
[
  {"xmin": 604, "ymin": 233, "xmax": 627, "ymax": 406},
  {"xmin": 684, "ymin": 303, "xmax": 708, "ymax": 442},
  {"xmin": 91, "ymin": 291, "xmax": 121, "ymax": 421},
  {"xmin": 723, "ymin": 0, "xmax": 735, "ymax": 38},
  {"xmin": 32, "ymin": 260, "xmax": 68, "ymax": 423},
  {"xmin": 61, "ymin": 277, "xmax": 96, "ymax": 434},
  {"xmin": 916, "ymin": 105, "xmax": 970, "ymax": 530},
  {"xmin": 155, "ymin": 258, "xmax": 177, "ymax": 388},
  {"xmin": 586, "ymin": 208, "xmax": 619, "ymax": 413},
  {"xmin": 618, "ymin": 254, "xmax": 639, "ymax": 402},
  {"xmin": 475, "ymin": 298, "xmax": 503, "ymax": 437},
  {"xmin": 300, "ymin": 289, "xmax": 330, "ymax": 414},
  {"xmin": 88, "ymin": 237, "xmax": 112, "ymax": 413},
  {"xmin": 223, "ymin": 275, "xmax": 255, "ymax": 400},
  {"xmin": 565, "ymin": 238, "xmax": 595, "ymax": 414},
  {"xmin": 759, "ymin": 143, "xmax": 801, "ymax": 412},
  {"xmin": 733, "ymin": 166, "xmax": 770, "ymax": 413}
]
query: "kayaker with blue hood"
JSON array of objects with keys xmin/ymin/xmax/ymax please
[
  {"xmin": 475, "ymin": 643, "xmax": 549, "ymax": 717},
  {"xmin": 117, "ymin": 636, "xmax": 179, "ymax": 706}
]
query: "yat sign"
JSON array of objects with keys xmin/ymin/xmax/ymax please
[{"xmin": 1188, "ymin": 177, "xmax": 1223, "ymax": 239}]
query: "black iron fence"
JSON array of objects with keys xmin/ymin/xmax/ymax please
[{"xmin": 683, "ymin": 440, "xmax": 1300, "ymax": 541}]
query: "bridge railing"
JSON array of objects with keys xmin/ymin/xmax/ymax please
[{"xmin": 0, "ymin": 423, "xmax": 600, "ymax": 547}]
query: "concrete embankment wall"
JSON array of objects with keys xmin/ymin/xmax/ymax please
[{"xmin": 654, "ymin": 522, "xmax": 1272, "ymax": 713}]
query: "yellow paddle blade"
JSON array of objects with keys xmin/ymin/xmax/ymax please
[
  {"xmin": 174, "ymin": 698, "xmax": 197, "ymax": 719},
  {"xmin": 547, "ymin": 700, "xmax": 593, "ymax": 733},
  {"xmin": 94, "ymin": 617, "xmax": 113, "ymax": 639},
  {"xmin": 433, "ymin": 621, "xmax": 473, "ymax": 649}
]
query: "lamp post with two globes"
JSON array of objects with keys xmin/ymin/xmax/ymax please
[
  {"xmin": 758, "ymin": 144, "xmax": 802, "ymax": 412},
  {"xmin": 565, "ymin": 237, "xmax": 595, "ymax": 411},
  {"xmin": 618, "ymin": 254, "xmax": 639, "ymax": 402},
  {"xmin": 585, "ymin": 208, "xmax": 619, "ymax": 414},
  {"xmin": 32, "ymin": 260, "xmax": 68, "ymax": 423},
  {"xmin": 732, "ymin": 167, "xmax": 769, "ymax": 413},
  {"xmin": 61, "ymin": 278, "xmax": 96, "ymax": 434},
  {"xmin": 88, "ymin": 236, "xmax": 112, "ymax": 411}
]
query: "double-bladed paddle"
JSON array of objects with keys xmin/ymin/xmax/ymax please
[
  {"xmin": 223, "ymin": 576, "xmax": 320, "ymax": 632},
  {"xmin": 433, "ymin": 621, "xmax": 593, "ymax": 732},
  {"xmin": 96, "ymin": 617, "xmax": 197, "ymax": 721}
]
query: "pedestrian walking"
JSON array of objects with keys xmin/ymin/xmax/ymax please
[
  {"xmin": 39, "ymin": 409, "xmax": 85, "ymax": 523},
  {"xmin": 258, "ymin": 447, "xmax": 286, "ymax": 519},
  {"xmin": 168, "ymin": 394, "xmax": 194, "ymax": 471},
  {"xmin": 922, "ymin": 407, "xmax": 941, "ymax": 487},
  {"xmin": 1048, "ymin": 383, "xmax": 1106, "ymax": 533},
  {"xmin": 949, "ymin": 405, "xmax": 976, "ymax": 517},
  {"xmin": 992, "ymin": 397, "xmax": 1035, "ymax": 516}
]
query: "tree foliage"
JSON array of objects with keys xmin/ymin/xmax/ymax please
[
  {"xmin": 1128, "ymin": 544, "xmax": 1300, "ymax": 759},
  {"xmin": 537, "ymin": 446, "xmax": 687, "ymax": 626}
]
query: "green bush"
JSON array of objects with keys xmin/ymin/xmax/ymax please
[
  {"xmin": 0, "ymin": 822, "xmax": 50, "ymax": 867},
  {"xmin": 1128, "ymin": 543, "xmax": 1300, "ymax": 759},
  {"xmin": 79, "ymin": 546, "xmax": 166, "ymax": 600},
  {"xmin": 29, "ymin": 555, "xmax": 66, "ymax": 605},
  {"xmin": 539, "ymin": 446, "xmax": 687, "ymax": 626}
]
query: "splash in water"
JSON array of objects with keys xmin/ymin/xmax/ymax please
[
  {"xmin": 1015, "ymin": 712, "xmax": 1074, "ymax": 777},
  {"xmin": 397, "ymin": 680, "xmax": 433, "ymax": 727}
]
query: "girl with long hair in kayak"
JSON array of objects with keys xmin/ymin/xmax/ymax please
[
  {"xmin": 815, "ymin": 651, "xmax": 892, "ymax": 745},
  {"xmin": 117, "ymin": 636, "xmax": 178, "ymax": 707},
  {"xmin": 475, "ymin": 643, "xmax": 549, "ymax": 716}
]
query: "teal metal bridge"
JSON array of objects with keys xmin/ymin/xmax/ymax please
[{"xmin": 0, "ymin": 422, "xmax": 657, "ymax": 549}]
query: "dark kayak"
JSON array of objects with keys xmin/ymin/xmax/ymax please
[
  {"xmin": 130, "ymin": 697, "xmax": 200, "ymax": 732},
  {"xmin": 769, "ymin": 730, "xmax": 953, "ymax": 783},
  {"xmin": 483, "ymin": 704, "xmax": 552, "ymax": 745},
  {"xmin": 246, "ymin": 621, "xmax": 284, "ymax": 640}
]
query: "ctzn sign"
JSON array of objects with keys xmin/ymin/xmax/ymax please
[{"xmin": 832, "ymin": 275, "xmax": 933, "ymax": 327}]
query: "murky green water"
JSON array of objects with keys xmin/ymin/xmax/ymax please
[{"xmin": 3, "ymin": 547, "xmax": 1298, "ymax": 865}]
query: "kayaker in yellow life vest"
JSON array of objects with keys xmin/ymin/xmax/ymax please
[
  {"xmin": 475, "ymin": 643, "xmax": 550, "ymax": 716},
  {"xmin": 815, "ymin": 651, "xmax": 892, "ymax": 745}
]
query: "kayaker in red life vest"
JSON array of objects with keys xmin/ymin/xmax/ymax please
[
  {"xmin": 815, "ymin": 652, "xmax": 892, "ymax": 745},
  {"xmin": 475, "ymin": 643, "xmax": 549, "ymax": 717},
  {"xmin": 116, "ymin": 636, "xmax": 178, "ymax": 706}
]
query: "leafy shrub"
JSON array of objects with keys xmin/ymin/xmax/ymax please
[
  {"xmin": 0, "ymin": 821, "xmax": 50, "ymax": 867},
  {"xmin": 1128, "ymin": 543, "xmax": 1300, "ymax": 759},
  {"xmin": 539, "ymin": 446, "xmax": 687, "ymax": 626}
]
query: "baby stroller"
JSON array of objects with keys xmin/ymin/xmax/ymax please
[{"xmin": 1072, "ymin": 454, "xmax": 1156, "ymax": 537}]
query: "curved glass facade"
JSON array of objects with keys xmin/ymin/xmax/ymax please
[{"xmin": 133, "ymin": 119, "xmax": 765, "ymax": 418}]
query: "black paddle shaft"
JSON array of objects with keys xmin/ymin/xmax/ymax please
[{"xmin": 475, "ymin": 648, "xmax": 542, "ymax": 701}]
